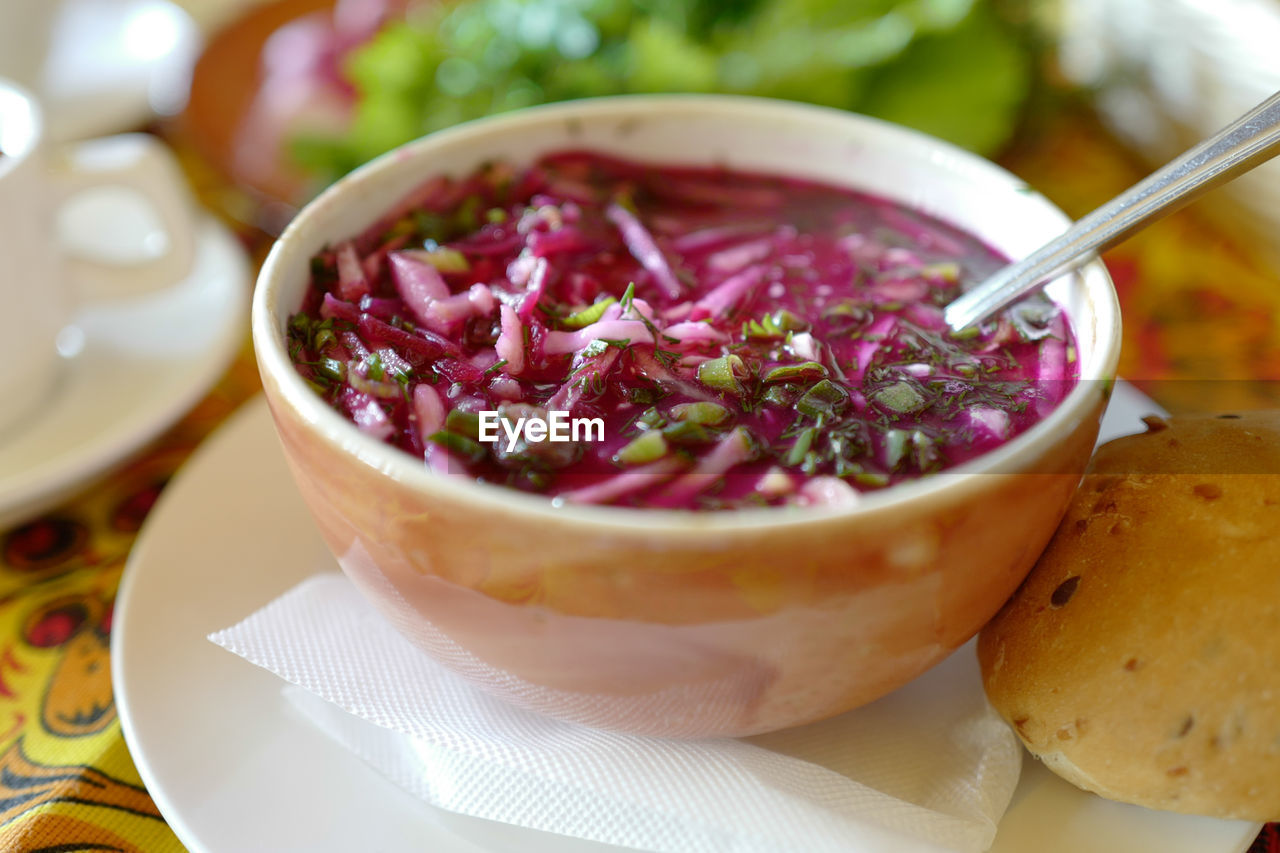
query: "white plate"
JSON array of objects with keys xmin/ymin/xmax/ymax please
[
  {"xmin": 39, "ymin": 0, "xmax": 200, "ymax": 142},
  {"xmin": 0, "ymin": 215, "xmax": 249, "ymax": 528},
  {"xmin": 113, "ymin": 391, "xmax": 1264, "ymax": 853}
]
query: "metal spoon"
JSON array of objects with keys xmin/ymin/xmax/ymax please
[{"xmin": 944, "ymin": 90, "xmax": 1280, "ymax": 332}]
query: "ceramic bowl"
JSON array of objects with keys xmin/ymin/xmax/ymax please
[{"xmin": 252, "ymin": 95, "xmax": 1121, "ymax": 738}]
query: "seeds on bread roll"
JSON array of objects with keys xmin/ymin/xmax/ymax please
[{"xmin": 978, "ymin": 411, "xmax": 1280, "ymax": 821}]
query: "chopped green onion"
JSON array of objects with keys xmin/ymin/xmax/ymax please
[
  {"xmin": 483, "ymin": 359, "xmax": 508, "ymax": 376},
  {"xmin": 921, "ymin": 262, "xmax": 960, "ymax": 282},
  {"xmin": 365, "ymin": 353, "xmax": 386, "ymax": 381},
  {"xmin": 486, "ymin": 207, "xmax": 508, "ymax": 224},
  {"xmin": 912, "ymin": 430, "xmax": 942, "ymax": 470},
  {"xmin": 523, "ymin": 468, "xmax": 553, "ymax": 490},
  {"xmin": 615, "ymin": 430, "xmax": 670, "ymax": 465},
  {"xmin": 412, "ymin": 211, "xmax": 447, "ymax": 240},
  {"xmin": 1009, "ymin": 300, "xmax": 1058, "ymax": 342},
  {"xmin": 636, "ymin": 407, "xmax": 665, "ymax": 430},
  {"xmin": 317, "ymin": 358, "xmax": 346, "ymax": 383},
  {"xmin": 399, "ymin": 246, "xmax": 470, "ymax": 273},
  {"xmin": 428, "ymin": 247, "xmax": 470, "ymax": 273},
  {"xmin": 873, "ymin": 381, "xmax": 927, "ymax": 414},
  {"xmin": 445, "ymin": 409, "xmax": 482, "ymax": 439},
  {"xmin": 785, "ymin": 426, "xmax": 817, "ymax": 467},
  {"xmin": 883, "ymin": 428, "xmax": 909, "ymax": 470},
  {"xmin": 309, "ymin": 256, "xmax": 331, "ymax": 279},
  {"xmin": 822, "ymin": 301, "xmax": 871, "ymax": 323},
  {"xmin": 314, "ymin": 328, "xmax": 337, "ymax": 351},
  {"xmin": 742, "ymin": 309, "xmax": 808, "ymax": 340},
  {"xmin": 453, "ymin": 194, "xmax": 482, "ymax": 232},
  {"xmin": 697, "ymin": 354, "xmax": 747, "ymax": 394},
  {"xmin": 662, "ymin": 420, "xmax": 715, "ymax": 445},
  {"xmin": 612, "ymin": 191, "xmax": 638, "ymax": 215},
  {"xmin": 796, "ymin": 379, "xmax": 849, "ymax": 419},
  {"xmin": 763, "ymin": 361, "xmax": 827, "ymax": 384},
  {"xmin": 853, "ymin": 471, "xmax": 891, "ymax": 488},
  {"xmin": 428, "ymin": 431, "xmax": 486, "ymax": 463},
  {"xmin": 669, "ymin": 401, "xmax": 732, "ymax": 426},
  {"xmin": 628, "ymin": 386, "xmax": 658, "ymax": 405},
  {"xmin": 762, "ymin": 386, "xmax": 793, "ymax": 407},
  {"xmin": 772, "ymin": 309, "xmax": 807, "ymax": 331},
  {"xmin": 561, "ymin": 298, "xmax": 617, "ymax": 329},
  {"xmin": 831, "ymin": 455, "xmax": 859, "ymax": 479}
]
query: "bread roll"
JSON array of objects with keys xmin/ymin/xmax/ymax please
[{"xmin": 978, "ymin": 411, "xmax": 1280, "ymax": 820}]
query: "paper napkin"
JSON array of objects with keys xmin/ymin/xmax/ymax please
[{"xmin": 209, "ymin": 574, "xmax": 1019, "ymax": 853}]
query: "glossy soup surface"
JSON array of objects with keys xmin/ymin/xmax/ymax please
[{"xmin": 288, "ymin": 151, "xmax": 1076, "ymax": 510}]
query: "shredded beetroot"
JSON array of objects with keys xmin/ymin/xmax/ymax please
[
  {"xmin": 605, "ymin": 203, "xmax": 683, "ymax": 300},
  {"xmin": 335, "ymin": 242, "xmax": 371, "ymax": 301},
  {"xmin": 287, "ymin": 151, "xmax": 1076, "ymax": 510}
]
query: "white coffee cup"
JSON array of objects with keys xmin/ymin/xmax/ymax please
[
  {"xmin": 0, "ymin": 78, "xmax": 196, "ymax": 437},
  {"xmin": 0, "ymin": 1, "xmax": 58, "ymax": 91}
]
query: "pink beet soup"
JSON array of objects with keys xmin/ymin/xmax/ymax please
[{"xmin": 287, "ymin": 151, "xmax": 1076, "ymax": 510}]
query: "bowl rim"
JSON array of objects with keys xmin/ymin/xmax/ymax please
[{"xmin": 253, "ymin": 93, "xmax": 1122, "ymax": 534}]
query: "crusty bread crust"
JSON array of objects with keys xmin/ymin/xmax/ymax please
[{"xmin": 978, "ymin": 411, "xmax": 1280, "ymax": 821}]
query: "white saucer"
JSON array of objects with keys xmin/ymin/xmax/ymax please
[
  {"xmin": 0, "ymin": 216, "xmax": 249, "ymax": 528},
  {"xmin": 39, "ymin": 0, "xmax": 200, "ymax": 142},
  {"xmin": 112, "ymin": 391, "xmax": 1263, "ymax": 853}
]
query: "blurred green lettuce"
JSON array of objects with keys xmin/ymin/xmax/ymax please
[{"xmin": 290, "ymin": 0, "xmax": 1031, "ymax": 183}]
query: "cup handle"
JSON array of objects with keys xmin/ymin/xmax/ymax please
[{"xmin": 50, "ymin": 133, "xmax": 197, "ymax": 302}]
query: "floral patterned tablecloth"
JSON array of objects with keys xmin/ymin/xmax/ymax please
[{"xmin": 0, "ymin": 106, "xmax": 1276, "ymax": 852}]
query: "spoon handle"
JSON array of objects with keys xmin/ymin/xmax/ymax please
[{"xmin": 945, "ymin": 89, "xmax": 1280, "ymax": 331}]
